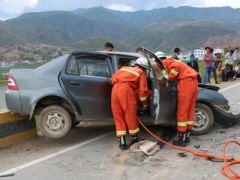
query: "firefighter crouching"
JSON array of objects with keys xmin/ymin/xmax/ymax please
[
  {"xmin": 111, "ymin": 57, "xmax": 150, "ymax": 150},
  {"xmin": 161, "ymin": 57, "xmax": 198, "ymax": 147}
]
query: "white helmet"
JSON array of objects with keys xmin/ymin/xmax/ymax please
[
  {"xmin": 135, "ymin": 57, "xmax": 150, "ymax": 69},
  {"xmin": 214, "ymin": 49, "xmax": 222, "ymax": 55},
  {"xmin": 155, "ymin": 51, "xmax": 166, "ymax": 58}
]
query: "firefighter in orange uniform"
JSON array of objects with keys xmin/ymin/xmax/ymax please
[
  {"xmin": 162, "ymin": 57, "xmax": 198, "ymax": 147},
  {"xmin": 111, "ymin": 57, "xmax": 150, "ymax": 150}
]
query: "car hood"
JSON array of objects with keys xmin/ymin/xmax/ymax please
[
  {"xmin": 198, "ymin": 87, "xmax": 228, "ymax": 106},
  {"xmin": 198, "ymin": 86, "xmax": 240, "ymax": 127}
]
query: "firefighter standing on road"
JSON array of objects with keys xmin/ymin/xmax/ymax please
[
  {"xmin": 111, "ymin": 57, "xmax": 150, "ymax": 150},
  {"xmin": 161, "ymin": 57, "xmax": 198, "ymax": 147}
]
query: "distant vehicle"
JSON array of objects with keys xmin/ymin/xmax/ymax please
[{"xmin": 5, "ymin": 48, "xmax": 238, "ymax": 138}]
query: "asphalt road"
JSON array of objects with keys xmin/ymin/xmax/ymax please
[
  {"xmin": 0, "ymin": 80, "xmax": 240, "ymax": 180},
  {"xmin": 217, "ymin": 80, "xmax": 240, "ymax": 114},
  {"xmin": 0, "ymin": 123, "xmax": 167, "ymax": 180}
]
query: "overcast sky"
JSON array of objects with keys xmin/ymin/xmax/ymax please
[{"xmin": 0, "ymin": 0, "xmax": 240, "ymax": 20}]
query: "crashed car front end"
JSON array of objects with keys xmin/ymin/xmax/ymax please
[{"xmin": 198, "ymin": 87, "xmax": 239, "ymax": 126}]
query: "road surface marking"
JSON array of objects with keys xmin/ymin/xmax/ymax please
[
  {"xmin": 0, "ymin": 132, "xmax": 113, "ymax": 176},
  {"xmin": 219, "ymin": 82, "xmax": 240, "ymax": 93}
]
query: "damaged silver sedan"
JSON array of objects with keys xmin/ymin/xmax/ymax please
[{"xmin": 5, "ymin": 48, "xmax": 239, "ymax": 138}]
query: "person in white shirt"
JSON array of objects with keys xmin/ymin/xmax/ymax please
[
  {"xmin": 233, "ymin": 47, "xmax": 240, "ymax": 68},
  {"xmin": 225, "ymin": 50, "xmax": 234, "ymax": 72},
  {"xmin": 172, "ymin": 47, "xmax": 181, "ymax": 60}
]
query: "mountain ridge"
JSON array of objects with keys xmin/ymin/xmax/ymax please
[{"xmin": 1, "ymin": 6, "xmax": 240, "ymax": 54}]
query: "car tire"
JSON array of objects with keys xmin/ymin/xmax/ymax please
[
  {"xmin": 38, "ymin": 105, "xmax": 72, "ymax": 139},
  {"xmin": 192, "ymin": 103, "xmax": 214, "ymax": 135}
]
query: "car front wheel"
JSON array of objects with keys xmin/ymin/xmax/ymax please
[
  {"xmin": 192, "ymin": 103, "xmax": 214, "ymax": 135},
  {"xmin": 38, "ymin": 105, "xmax": 72, "ymax": 138}
]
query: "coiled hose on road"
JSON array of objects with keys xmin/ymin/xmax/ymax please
[{"xmin": 138, "ymin": 119, "xmax": 240, "ymax": 180}]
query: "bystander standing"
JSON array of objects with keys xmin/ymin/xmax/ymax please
[
  {"xmin": 104, "ymin": 42, "xmax": 114, "ymax": 51},
  {"xmin": 203, "ymin": 47, "xmax": 214, "ymax": 84},
  {"xmin": 233, "ymin": 47, "xmax": 240, "ymax": 68},
  {"xmin": 214, "ymin": 49, "xmax": 223, "ymax": 70},
  {"xmin": 211, "ymin": 48, "xmax": 219, "ymax": 84},
  {"xmin": 225, "ymin": 50, "xmax": 234, "ymax": 79},
  {"xmin": 172, "ymin": 47, "xmax": 181, "ymax": 60},
  {"xmin": 187, "ymin": 54, "xmax": 201, "ymax": 83}
]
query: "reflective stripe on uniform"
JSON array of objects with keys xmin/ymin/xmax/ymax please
[
  {"xmin": 171, "ymin": 69, "xmax": 179, "ymax": 76},
  {"xmin": 140, "ymin": 96, "xmax": 147, "ymax": 101},
  {"xmin": 116, "ymin": 130, "xmax": 126, "ymax": 136},
  {"xmin": 129, "ymin": 127, "xmax": 140, "ymax": 134},
  {"xmin": 120, "ymin": 68, "xmax": 140, "ymax": 77},
  {"xmin": 177, "ymin": 122, "xmax": 187, "ymax": 126},
  {"xmin": 187, "ymin": 121, "xmax": 194, "ymax": 125}
]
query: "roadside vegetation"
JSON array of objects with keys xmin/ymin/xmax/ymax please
[{"xmin": 0, "ymin": 64, "xmax": 40, "ymax": 86}]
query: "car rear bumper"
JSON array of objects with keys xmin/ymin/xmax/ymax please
[{"xmin": 5, "ymin": 90, "xmax": 22, "ymax": 113}]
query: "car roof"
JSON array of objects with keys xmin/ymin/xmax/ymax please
[
  {"xmin": 72, "ymin": 50, "xmax": 142, "ymax": 58},
  {"xmin": 98, "ymin": 51, "xmax": 142, "ymax": 57},
  {"xmin": 34, "ymin": 50, "xmax": 144, "ymax": 75}
]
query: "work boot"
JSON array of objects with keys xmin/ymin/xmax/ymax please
[
  {"xmin": 119, "ymin": 136, "xmax": 127, "ymax": 150},
  {"xmin": 130, "ymin": 135, "xmax": 139, "ymax": 145},
  {"xmin": 185, "ymin": 131, "xmax": 191, "ymax": 143},
  {"xmin": 172, "ymin": 131, "xmax": 187, "ymax": 147}
]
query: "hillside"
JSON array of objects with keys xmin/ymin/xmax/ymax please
[
  {"xmin": 0, "ymin": 43, "xmax": 70, "ymax": 62},
  {"xmin": 127, "ymin": 20, "xmax": 236, "ymax": 52},
  {"xmin": 0, "ymin": 6, "xmax": 239, "ymax": 59},
  {"xmin": 71, "ymin": 36, "xmax": 131, "ymax": 51},
  {"xmin": 110, "ymin": 6, "xmax": 240, "ymax": 28},
  {"xmin": 73, "ymin": 6, "xmax": 134, "ymax": 27},
  {"xmin": 0, "ymin": 21, "xmax": 26, "ymax": 44},
  {"xmin": 7, "ymin": 10, "xmax": 136, "ymax": 45}
]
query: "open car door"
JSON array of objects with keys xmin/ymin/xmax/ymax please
[{"xmin": 139, "ymin": 48, "xmax": 177, "ymax": 125}]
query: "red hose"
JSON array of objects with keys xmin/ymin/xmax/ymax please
[{"xmin": 138, "ymin": 119, "xmax": 240, "ymax": 179}]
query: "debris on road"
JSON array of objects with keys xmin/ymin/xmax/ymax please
[
  {"xmin": 178, "ymin": 152, "xmax": 187, "ymax": 157},
  {"xmin": 194, "ymin": 145, "xmax": 200, "ymax": 149},
  {"xmin": 130, "ymin": 140, "xmax": 160, "ymax": 156}
]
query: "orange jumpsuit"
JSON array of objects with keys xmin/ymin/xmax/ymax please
[
  {"xmin": 111, "ymin": 66, "xmax": 148, "ymax": 137},
  {"xmin": 162, "ymin": 58, "xmax": 198, "ymax": 132}
]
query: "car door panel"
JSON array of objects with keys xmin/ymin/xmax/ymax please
[{"xmin": 60, "ymin": 53, "xmax": 113, "ymax": 120}]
